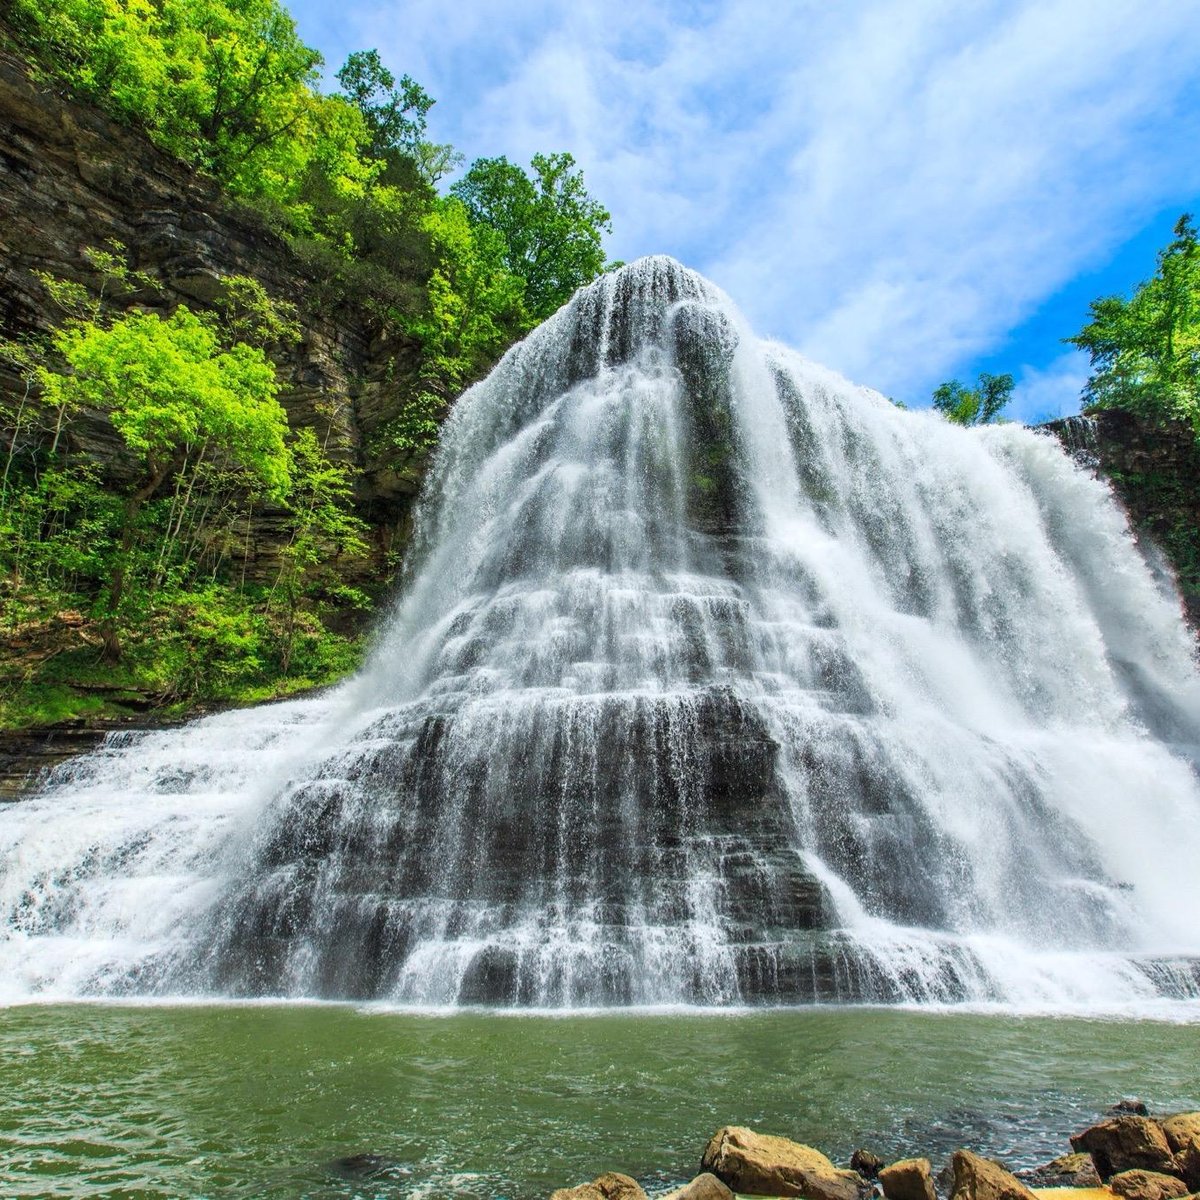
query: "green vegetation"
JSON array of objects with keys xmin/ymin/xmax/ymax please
[
  {"xmin": 931, "ymin": 372, "xmax": 1014, "ymax": 426},
  {"xmin": 452, "ymin": 152, "xmax": 613, "ymax": 320},
  {"xmin": 0, "ymin": 0, "xmax": 616, "ymax": 729},
  {"xmin": 6, "ymin": 0, "xmax": 613, "ymax": 381},
  {"xmin": 0, "ymin": 248, "xmax": 371, "ymax": 727},
  {"xmin": 1070, "ymin": 215, "xmax": 1200, "ymax": 434}
]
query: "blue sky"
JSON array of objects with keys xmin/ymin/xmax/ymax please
[{"xmin": 287, "ymin": 0, "xmax": 1200, "ymax": 423}]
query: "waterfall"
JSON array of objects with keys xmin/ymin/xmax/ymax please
[{"xmin": 3, "ymin": 256, "xmax": 1199, "ymax": 1009}]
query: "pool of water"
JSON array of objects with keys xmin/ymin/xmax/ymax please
[{"xmin": 1, "ymin": 1005, "xmax": 1197, "ymax": 1199}]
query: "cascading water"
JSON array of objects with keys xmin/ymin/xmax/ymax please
[{"xmin": 3, "ymin": 257, "xmax": 1200, "ymax": 1009}]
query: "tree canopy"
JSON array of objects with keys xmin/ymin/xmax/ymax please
[
  {"xmin": 1069, "ymin": 215, "xmax": 1200, "ymax": 433},
  {"xmin": 931, "ymin": 373, "xmax": 1014, "ymax": 426},
  {"xmin": 451, "ymin": 152, "xmax": 612, "ymax": 321}
]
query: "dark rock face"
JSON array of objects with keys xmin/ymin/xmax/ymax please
[{"xmin": 0, "ymin": 31, "xmax": 429, "ymax": 596}]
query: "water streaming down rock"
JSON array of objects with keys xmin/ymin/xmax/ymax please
[{"xmin": 3, "ymin": 256, "xmax": 1200, "ymax": 1008}]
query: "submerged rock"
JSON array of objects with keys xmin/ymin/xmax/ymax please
[
  {"xmin": 1109, "ymin": 1170, "xmax": 1190, "ymax": 1200},
  {"xmin": 550, "ymin": 1172, "xmax": 648, "ymax": 1200},
  {"xmin": 879, "ymin": 1157, "xmax": 937, "ymax": 1200},
  {"xmin": 1070, "ymin": 1118, "xmax": 1178, "ymax": 1180},
  {"xmin": 1112, "ymin": 1101, "xmax": 1152, "ymax": 1117},
  {"xmin": 328, "ymin": 1153, "xmax": 394, "ymax": 1179},
  {"xmin": 658, "ymin": 1173, "xmax": 735, "ymax": 1200},
  {"xmin": 950, "ymin": 1150, "xmax": 1039, "ymax": 1200},
  {"xmin": 699, "ymin": 1126, "xmax": 864, "ymax": 1200}
]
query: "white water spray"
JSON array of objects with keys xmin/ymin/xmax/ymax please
[{"xmin": 2, "ymin": 257, "xmax": 1199, "ymax": 1009}]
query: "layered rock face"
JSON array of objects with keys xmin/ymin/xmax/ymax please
[{"xmin": 0, "ymin": 30, "xmax": 429, "ymax": 595}]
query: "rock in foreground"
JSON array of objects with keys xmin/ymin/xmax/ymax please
[
  {"xmin": 1109, "ymin": 1169, "xmax": 1190, "ymax": 1200},
  {"xmin": 1070, "ymin": 1118, "xmax": 1179, "ymax": 1180},
  {"xmin": 879, "ymin": 1157, "xmax": 937, "ymax": 1200},
  {"xmin": 700, "ymin": 1126, "xmax": 863, "ymax": 1200},
  {"xmin": 658, "ymin": 1173, "xmax": 735, "ymax": 1200},
  {"xmin": 950, "ymin": 1150, "xmax": 1040, "ymax": 1200},
  {"xmin": 550, "ymin": 1172, "xmax": 647, "ymax": 1200}
]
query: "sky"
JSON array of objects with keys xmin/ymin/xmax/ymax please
[{"xmin": 287, "ymin": 0, "xmax": 1200, "ymax": 423}]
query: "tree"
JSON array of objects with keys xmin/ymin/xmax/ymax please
[
  {"xmin": 335, "ymin": 49, "xmax": 460, "ymax": 184},
  {"xmin": 451, "ymin": 151, "xmax": 612, "ymax": 321},
  {"xmin": 1069, "ymin": 214, "xmax": 1200, "ymax": 432},
  {"xmin": 932, "ymin": 372, "xmax": 1014, "ymax": 426},
  {"xmin": 37, "ymin": 306, "xmax": 291, "ymax": 658}
]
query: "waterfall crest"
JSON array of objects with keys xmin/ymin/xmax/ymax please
[{"xmin": 3, "ymin": 256, "xmax": 1200, "ymax": 1008}]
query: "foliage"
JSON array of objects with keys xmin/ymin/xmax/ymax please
[
  {"xmin": 452, "ymin": 152, "xmax": 612, "ymax": 320},
  {"xmin": 1069, "ymin": 215, "xmax": 1200, "ymax": 434},
  {"xmin": 932, "ymin": 372, "xmax": 1014, "ymax": 426},
  {"xmin": 0, "ymin": 251, "xmax": 374, "ymax": 718}
]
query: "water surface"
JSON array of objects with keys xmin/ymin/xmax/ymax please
[{"xmin": 2, "ymin": 1005, "xmax": 1197, "ymax": 1199}]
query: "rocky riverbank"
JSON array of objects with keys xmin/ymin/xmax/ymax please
[{"xmin": 547, "ymin": 1108, "xmax": 1200, "ymax": 1200}]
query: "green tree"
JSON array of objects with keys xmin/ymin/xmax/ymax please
[
  {"xmin": 451, "ymin": 151, "xmax": 611, "ymax": 320},
  {"xmin": 932, "ymin": 372, "xmax": 1014, "ymax": 426},
  {"xmin": 1069, "ymin": 214, "xmax": 1200, "ymax": 432},
  {"xmin": 37, "ymin": 306, "xmax": 290, "ymax": 657}
]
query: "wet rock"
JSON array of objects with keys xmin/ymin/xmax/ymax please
[
  {"xmin": 950, "ymin": 1150, "xmax": 1040, "ymax": 1200},
  {"xmin": 550, "ymin": 1172, "xmax": 647, "ymax": 1200},
  {"xmin": 1070, "ymin": 1118, "xmax": 1179, "ymax": 1180},
  {"xmin": 1021, "ymin": 1151, "xmax": 1101, "ymax": 1188},
  {"xmin": 700, "ymin": 1126, "xmax": 864, "ymax": 1200},
  {"xmin": 329, "ymin": 1153, "xmax": 393, "ymax": 1179},
  {"xmin": 879, "ymin": 1157, "xmax": 937, "ymax": 1200},
  {"xmin": 659, "ymin": 1173, "xmax": 735, "ymax": 1200},
  {"xmin": 1112, "ymin": 1101, "xmax": 1152, "ymax": 1117},
  {"xmin": 1109, "ymin": 1171, "xmax": 1191, "ymax": 1200},
  {"xmin": 851, "ymin": 1150, "xmax": 885, "ymax": 1179}
]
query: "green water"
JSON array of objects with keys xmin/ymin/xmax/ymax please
[{"xmin": 1, "ymin": 1006, "xmax": 1197, "ymax": 1200}]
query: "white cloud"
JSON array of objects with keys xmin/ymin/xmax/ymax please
[
  {"xmin": 300, "ymin": 0, "xmax": 1200, "ymax": 407},
  {"xmin": 1007, "ymin": 351, "xmax": 1092, "ymax": 424}
]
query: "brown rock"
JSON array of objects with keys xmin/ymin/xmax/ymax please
[
  {"xmin": 1070, "ymin": 1118, "xmax": 1179, "ymax": 1180},
  {"xmin": 659, "ymin": 1174, "xmax": 735, "ymax": 1200},
  {"xmin": 1024, "ymin": 1151, "xmax": 1102, "ymax": 1188},
  {"xmin": 549, "ymin": 1187, "xmax": 604, "ymax": 1200},
  {"xmin": 700, "ymin": 1126, "xmax": 864, "ymax": 1200},
  {"xmin": 1163, "ymin": 1116, "xmax": 1200, "ymax": 1155},
  {"xmin": 550, "ymin": 1174, "xmax": 647, "ymax": 1200},
  {"xmin": 879, "ymin": 1157, "xmax": 937, "ymax": 1200},
  {"xmin": 1110, "ymin": 1171, "xmax": 1190, "ymax": 1200},
  {"xmin": 950, "ymin": 1149, "xmax": 1040, "ymax": 1200},
  {"xmin": 1175, "ymin": 1142, "xmax": 1200, "ymax": 1192}
]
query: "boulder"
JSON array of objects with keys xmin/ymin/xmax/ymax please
[
  {"xmin": 659, "ymin": 1174, "xmax": 735, "ymax": 1200},
  {"xmin": 1022, "ymin": 1151, "xmax": 1102, "ymax": 1188},
  {"xmin": 700, "ymin": 1126, "xmax": 864, "ymax": 1200},
  {"xmin": 851, "ymin": 1151, "xmax": 885, "ymax": 1179},
  {"xmin": 1163, "ymin": 1116, "xmax": 1200, "ymax": 1155},
  {"xmin": 1070, "ymin": 1118, "xmax": 1179, "ymax": 1180},
  {"xmin": 550, "ymin": 1173, "xmax": 647, "ymax": 1200},
  {"xmin": 1109, "ymin": 1171, "xmax": 1190, "ymax": 1200},
  {"xmin": 1163, "ymin": 1116, "xmax": 1200, "ymax": 1191},
  {"xmin": 950, "ymin": 1150, "xmax": 1040, "ymax": 1200},
  {"xmin": 879, "ymin": 1158, "xmax": 937, "ymax": 1200},
  {"xmin": 1175, "ymin": 1143, "xmax": 1200, "ymax": 1192}
]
